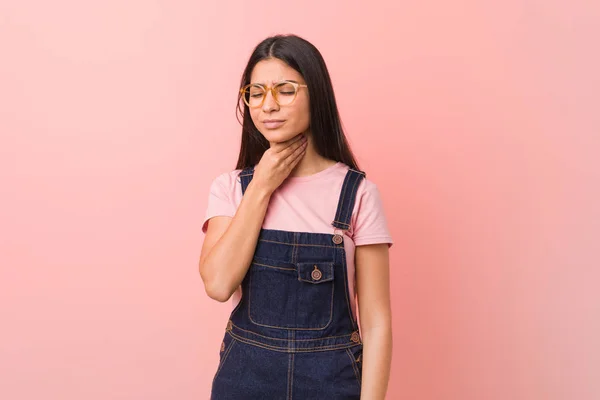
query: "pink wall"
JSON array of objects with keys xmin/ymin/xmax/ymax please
[{"xmin": 1, "ymin": 1, "xmax": 598, "ymax": 399}]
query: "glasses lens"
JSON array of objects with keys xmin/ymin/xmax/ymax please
[
  {"xmin": 274, "ymin": 82, "xmax": 297, "ymax": 106},
  {"xmin": 243, "ymin": 85, "xmax": 265, "ymax": 107}
]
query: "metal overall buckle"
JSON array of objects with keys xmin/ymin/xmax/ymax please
[{"xmin": 332, "ymin": 228, "xmax": 344, "ymax": 245}]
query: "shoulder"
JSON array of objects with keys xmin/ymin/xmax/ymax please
[
  {"xmin": 207, "ymin": 169, "xmax": 245, "ymax": 201},
  {"xmin": 340, "ymin": 166, "xmax": 380, "ymax": 200},
  {"xmin": 333, "ymin": 163, "xmax": 381, "ymax": 201},
  {"xmin": 355, "ymin": 175, "xmax": 385, "ymax": 210},
  {"xmin": 210, "ymin": 169, "xmax": 244, "ymax": 187},
  {"xmin": 358, "ymin": 176, "xmax": 381, "ymax": 196},
  {"xmin": 346, "ymin": 167, "xmax": 388, "ymax": 220},
  {"xmin": 349, "ymin": 171, "xmax": 393, "ymax": 246},
  {"xmin": 333, "ymin": 164, "xmax": 384, "ymax": 211}
]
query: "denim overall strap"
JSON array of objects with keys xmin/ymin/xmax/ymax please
[
  {"xmin": 331, "ymin": 169, "xmax": 366, "ymax": 231},
  {"xmin": 239, "ymin": 167, "xmax": 255, "ymax": 195}
]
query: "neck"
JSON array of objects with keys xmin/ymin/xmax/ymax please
[{"xmin": 287, "ymin": 134, "xmax": 336, "ymax": 177}]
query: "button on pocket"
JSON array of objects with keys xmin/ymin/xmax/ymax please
[
  {"xmin": 311, "ymin": 266, "xmax": 322, "ymax": 281},
  {"xmin": 297, "ymin": 262, "xmax": 334, "ymax": 284}
]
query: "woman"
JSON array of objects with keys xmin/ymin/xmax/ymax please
[{"xmin": 199, "ymin": 34, "xmax": 393, "ymax": 399}]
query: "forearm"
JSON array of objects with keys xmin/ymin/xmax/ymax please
[
  {"xmin": 360, "ymin": 324, "xmax": 392, "ymax": 399},
  {"xmin": 201, "ymin": 180, "xmax": 272, "ymax": 301}
]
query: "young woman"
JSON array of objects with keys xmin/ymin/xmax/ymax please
[{"xmin": 199, "ymin": 34, "xmax": 393, "ymax": 399}]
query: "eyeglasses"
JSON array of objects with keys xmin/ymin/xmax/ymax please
[{"xmin": 240, "ymin": 80, "xmax": 308, "ymax": 108}]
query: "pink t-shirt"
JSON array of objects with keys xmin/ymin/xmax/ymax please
[{"xmin": 201, "ymin": 161, "xmax": 393, "ymax": 317}]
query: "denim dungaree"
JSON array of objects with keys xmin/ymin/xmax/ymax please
[{"xmin": 211, "ymin": 166, "xmax": 366, "ymax": 400}]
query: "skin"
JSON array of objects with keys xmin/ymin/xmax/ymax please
[
  {"xmin": 249, "ymin": 57, "xmax": 337, "ymax": 177},
  {"xmin": 199, "ymin": 57, "xmax": 392, "ymax": 399}
]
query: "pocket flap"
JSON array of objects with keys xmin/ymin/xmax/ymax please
[{"xmin": 297, "ymin": 262, "xmax": 334, "ymax": 284}]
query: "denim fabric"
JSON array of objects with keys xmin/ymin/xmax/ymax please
[{"xmin": 211, "ymin": 166, "xmax": 366, "ymax": 400}]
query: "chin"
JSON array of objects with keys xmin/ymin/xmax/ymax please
[{"xmin": 260, "ymin": 129, "xmax": 299, "ymax": 143}]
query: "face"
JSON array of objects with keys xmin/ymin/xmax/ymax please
[{"xmin": 247, "ymin": 58, "xmax": 310, "ymax": 144}]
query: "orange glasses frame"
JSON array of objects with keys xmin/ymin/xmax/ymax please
[{"xmin": 239, "ymin": 80, "xmax": 308, "ymax": 108}]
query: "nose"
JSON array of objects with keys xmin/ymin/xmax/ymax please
[{"xmin": 262, "ymin": 89, "xmax": 279, "ymax": 112}]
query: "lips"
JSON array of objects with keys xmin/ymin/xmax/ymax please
[{"xmin": 262, "ymin": 120, "xmax": 285, "ymax": 129}]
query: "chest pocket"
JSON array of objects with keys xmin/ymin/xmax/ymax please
[{"xmin": 247, "ymin": 257, "xmax": 335, "ymax": 330}]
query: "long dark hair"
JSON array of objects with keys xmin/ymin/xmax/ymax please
[{"xmin": 235, "ymin": 34, "xmax": 360, "ymax": 171}]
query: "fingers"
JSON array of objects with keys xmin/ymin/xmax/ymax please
[
  {"xmin": 280, "ymin": 135, "xmax": 307, "ymax": 160},
  {"xmin": 285, "ymin": 138, "xmax": 308, "ymax": 168},
  {"xmin": 272, "ymin": 134, "xmax": 305, "ymax": 153}
]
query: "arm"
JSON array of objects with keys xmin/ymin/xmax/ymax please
[
  {"xmin": 199, "ymin": 134, "xmax": 308, "ymax": 302},
  {"xmin": 355, "ymin": 243, "xmax": 393, "ymax": 400},
  {"xmin": 199, "ymin": 181, "xmax": 272, "ymax": 302}
]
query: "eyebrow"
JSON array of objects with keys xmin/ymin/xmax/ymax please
[{"xmin": 251, "ymin": 79, "xmax": 301, "ymax": 86}]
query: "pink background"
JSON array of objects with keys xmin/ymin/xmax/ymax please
[{"xmin": 1, "ymin": 1, "xmax": 598, "ymax": 399}]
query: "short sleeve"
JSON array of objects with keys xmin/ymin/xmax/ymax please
[
  {"xmin": 201, "ymin": 172, "xmax": 238, "ymax": 234},
  {"xmin": 351, "ymin": 180, "xmax": 394, "ymax": 248}
]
